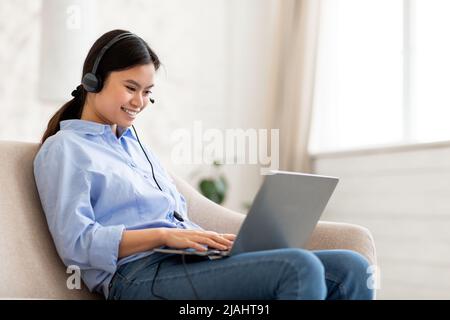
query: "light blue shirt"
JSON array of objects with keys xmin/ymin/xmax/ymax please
[{"xmin": 33, "ymin": 119, "xmax": 203, "ymax": 298}]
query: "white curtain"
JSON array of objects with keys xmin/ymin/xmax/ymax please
[{"xmin": 266, "ymin": 0, "xmax": 322, "ymax": 173}]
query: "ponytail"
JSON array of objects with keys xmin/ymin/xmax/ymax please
[{"xmin": 40, "ymin": 85, "xmax": 86, "ymax": 145}]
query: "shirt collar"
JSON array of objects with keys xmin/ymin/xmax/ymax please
[{"xmin": 60, "ymin": 119, "xmax": 135, "ymax": 139}]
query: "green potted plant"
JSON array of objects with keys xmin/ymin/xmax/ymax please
[{"xmin": 196, "ymin": 161, "xmax": 228, "ymax": 205}]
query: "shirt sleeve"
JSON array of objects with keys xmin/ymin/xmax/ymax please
[{"xmin": 33, "ymin": 141, "xmax": 125, "ymax": 274}]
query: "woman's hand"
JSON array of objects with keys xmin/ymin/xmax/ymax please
[{"xmin": 161, "ymin": 228, "xmax": 236, "ymax": 252}]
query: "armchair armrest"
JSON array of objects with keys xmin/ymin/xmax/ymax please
[
  {"xmin": 171, "ymin": 173, "xmax": 377, "ymax": 267},
  {"xmin": 305, "ymin": 221, "xmax": 377, "ymax": 267},
  {"xmin": 170, "ymin": 172, "xmax": 245, "ymax": 234}
]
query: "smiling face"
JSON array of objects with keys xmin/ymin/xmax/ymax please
[{"xmin": 81, "ymin": 63, "xmax": 156, "ymax": 136}]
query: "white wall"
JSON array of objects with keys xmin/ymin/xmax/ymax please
[
  {"xmin": 313, "ymin": 142, "xmax": 450, "ymax": 299},
  {"xmin": 0, "ymin": 0, "xmax": 278, "ymax": 212}
]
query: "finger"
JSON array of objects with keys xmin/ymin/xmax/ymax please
[
  {"xmin": 221, "ymin": 234, "xmax": 237, "ymax": 241},
  {"xmin": 211, "ymin": 234, "xmax": 233, "ymax": 246},
  {"xmin": 204, "ymin": 231, "xmax": 219, "ymax": 236},
  {"xmin": 210, "ymin": 234, "xmax": 234, "ymax": 248},
  {"xmin": 194, "ymin": 236, "xmax": 229, "ymax": 250},
  {"xmin": 205, "ymin": 238, "xmax": 229, "ymax": 250},
  {"xmin": 216, "ymin": 234, "xmax": 236, "ymax": 246},
  {"xmin": 201, "ymin": 231, "xmax": 233, "ymax": 247},
  {"xmin": 186, "ymin": 240, "xmax": 207, "ymax": 252}
]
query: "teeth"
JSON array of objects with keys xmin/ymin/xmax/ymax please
[{"xmin": 121, "ymin": 107, "xmax": 138, "ymax": 116}]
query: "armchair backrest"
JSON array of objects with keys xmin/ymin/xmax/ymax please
[
  {"xmin": 0, "ymin": 141, "xmax": 97, "ymax": 298},
  {"xmin": 0, "ymin": 140, "xmax": 245, "ymax": 299}
]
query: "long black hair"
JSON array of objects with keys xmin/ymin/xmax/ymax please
[{"xmin": 41, "ymin": 29, "xmax": 161, "ymax": 144}]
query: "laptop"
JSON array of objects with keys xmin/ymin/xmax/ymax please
[{"xmin": 154, "ymin": 170, "xmax": 339, "ymax": 258}]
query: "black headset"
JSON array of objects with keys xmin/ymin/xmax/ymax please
[{"xmin": 81, "ymin": 32, "xmax": 154, "ymax": 104}]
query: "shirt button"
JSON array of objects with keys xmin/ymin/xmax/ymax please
[{"xmin": 143, "ymin": 174, "xmax": 148, "ymax": 179}]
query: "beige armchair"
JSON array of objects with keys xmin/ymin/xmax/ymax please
[{"xmin": 0, "ymin": 141, "xmax": 376, "ymax": 299}]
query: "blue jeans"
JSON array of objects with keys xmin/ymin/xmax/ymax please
[{"xmin": 108, "ymin": 248, "xmax": 374, "ymax": 300}]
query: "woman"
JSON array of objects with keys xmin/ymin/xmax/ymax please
[{"xmin": 34, "ymin": 29, "xmax": 374, "ymax": 300}]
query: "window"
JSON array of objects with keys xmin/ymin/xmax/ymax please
[
  {"xmin": 413, "ymin": 0, "xmax": 450, "ymax": 142},
  {"xmin": 310, "ymin": 0, "xmax": 450, "ymax": 153}
]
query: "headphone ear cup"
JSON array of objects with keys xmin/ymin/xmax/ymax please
[{"xmin": 82, "ymin": 72, "xmax": 100, "ymax": 92}]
